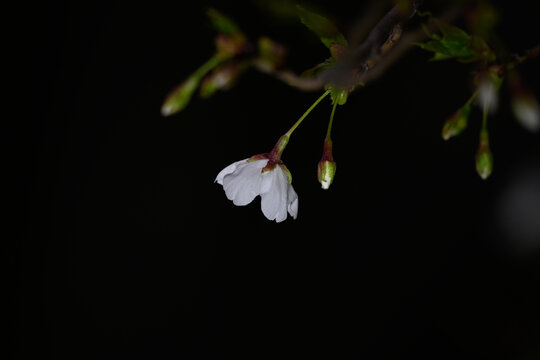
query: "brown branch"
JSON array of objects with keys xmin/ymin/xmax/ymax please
[
  {"xmin": 252, "ymin": 59, "xmax": 323, "ymax": 91},
  {"xmin": 318, "ymin": 0, "xmax": 424, "ymax": 90},
  {"xmin": 250, "ymin": 2, "xmax": 462, "ymax": 93},
  {"xmin": 509, "ymin": 44, "xmax": 540, "ymax": 68},
  {"xmin": 359, "ymin": 6, "xmax": 461, "ymax": 86}
]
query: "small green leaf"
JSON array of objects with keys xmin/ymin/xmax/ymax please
[
  {"xmin": 297, "ymin": 5, "xmax": 348, "ymax": 49},
  {"xmin": 328, "ymin": 86, "xmax": 348, "ymax": 105},
  {"xmin": 416, "ymin": 20, "xmax": 495, "ymax": 63}
]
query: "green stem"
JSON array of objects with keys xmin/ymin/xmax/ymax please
[
  {"xmin": 284, "ymin": 90, "xmax": 331, "ymax": 137},
  {"xmin": 479, "ymin": 101, "xmax": 490, "ymax": 148},
  {"xmin": 271, "ymin": 90, "xmax": 331, "ymax": 159},
  {"xmin": 466, "ymin": 90, "xmax": 479, "ymax": 108},
  {"xmin": 194, "ymin": 54, "xmax": 227, "ymax": 80},
  {"xmin": 481, "ymin": 102, "xmax": 488, "ymax": 134},
  {"xmin": 326, "ymin": 99, "xmax": 339, "ymax": 139}
]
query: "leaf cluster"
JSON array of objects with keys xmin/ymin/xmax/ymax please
[{"xmin": 417, "ymin": 19, "xmax": 495, "ymax": 63}]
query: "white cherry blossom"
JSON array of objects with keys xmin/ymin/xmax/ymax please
[{"xmin": 215, "ymin": 156, "xmax": 298, "ymax": 222}]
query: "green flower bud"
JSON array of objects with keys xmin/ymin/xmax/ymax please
[
  {"xmin": 318, "ymin": 159, "xmax": 337, "ymax": 190},
  {"xmin": 475, "ymin": 131, "xmax": 493, "ymax": 180},
  {"xmin": 258, "ymin": 37, "xmax": 287, "ymax": 70},
  {"xmin": 442, "ymin": 103, "xmax": 471, "ymax": 140},
  {"xmin": 509, "ymin": 74, "xmax": 540, "ymax": 133},
  {"xmin": 317, "ymin": 138, "xmax": 336, "ymax": 189},
  {"xmin": 161, "ymin": 75, "xmax": 199, "ymax": 116},
  {"xmin": 199, "ymin": 62, "xmax": 245, "ymax": 99}
]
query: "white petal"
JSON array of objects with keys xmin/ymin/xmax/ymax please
[
  {"xmin": 222, "ymin": 159, "xmax": 268, "ymax": 206},
  {"xmin": 287, "ymin": 184, "xmax": 299, "ymax": 219},
  {"xmin": 260, "ymin": 167, "xmax": 289, "ymax": 222},
  {"xmin": 215, "ymin": 158, "xmax": 249, "ymax": 185},
  {"xmin": 513, "ymin": 98, "xmax": 540, "ymax": 133},
  {"xmin": 478, "ymin": 79, "xmax": 498, "ymax": 113}
]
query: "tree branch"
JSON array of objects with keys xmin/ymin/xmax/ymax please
[{"xmin": 319, "ymin": 0, "xmax": 424, "ymax": 90}]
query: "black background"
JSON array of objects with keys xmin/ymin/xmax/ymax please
[{"xmin": 12, "ymin": 1, "xmax": 540, "ymax": 359}]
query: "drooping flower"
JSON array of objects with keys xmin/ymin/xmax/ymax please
[{"xmin": 215, "ymin": 155, "xmax": 298, "ymax": 222}]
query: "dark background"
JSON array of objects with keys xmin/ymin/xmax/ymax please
[{"xmin": 12, "ymin": 1, "xmax": 540, "ymax": 359}]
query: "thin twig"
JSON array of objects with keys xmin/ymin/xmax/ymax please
[
  {"xmin": 252, "ymin": 59, "xmax": 323, "ymax": 91},
  {"xmin": 319, "ymin": 0, "xmax": 424, "ymax": 89},
  {"xmin": 509, "ymin": 44, "xmax": 540, "ymax": 69},
  {"xmin": 252, "ymin": 1, "xmax": 462, "ymax": 92},
  {"xmin": 359, "ymin": 6, "xmax": 461, "ymax": 86}
]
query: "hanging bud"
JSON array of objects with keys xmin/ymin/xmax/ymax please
[
  {"xmin": 442, "ymin": 102, "xmax": 472, "ymax": 140},
  {"xmin": 199, "ymin": 62, "xmax": 246, "ymax": 99},
  {"xmin": 161, "ymin": 55, "xmax": 225, "ymax": 116},
  {"xmin": 161, "ymin": 75, "xmax": 200, "ymax": 116},
  {"xmin": 207, "ymin": 8, "xmax": 247, "ymax": 58},
  {"xmin": 317, "ymin": 138, "xmax": 337, "ymax": 189},
  {"xmin": 512, "ymin": 93, "xmax": 540, "ymax": 133},
  {"xmin": 509, "ymin": 74, "xmax": 540, "ymax": 133},
  {"xmin": 257, "ymin": 37, "xmax": 287, "ymax": 70},
  {"xmin": 475, "ymin": 130, "xmax": 493, "ymax": 180},
  {"xmin": 214, "ymin": 34, "xmax": 247, "ymax": 58}
]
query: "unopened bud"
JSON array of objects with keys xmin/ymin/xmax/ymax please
[
  {"xmin": 258, "ymin": 37, "xmax": 286, "ymax": 70},
  {"xmin": 509, "ymin": 75, "xmax": 540, "ymax": 133},
  {"xmin": 475, "ymin": 131, "xmax": 493, "ymax": 180},
  {"xmin": 317, "ymin": 138, "xmax": 336, "ymax": 189},
  {"xmin": 512, "ymin": 94, "xmax": 540, "ymax": 133},
  {"xmin": 215, "ymin": 34, "xmax": 247, "ymax": 58},
  {"xmin": 199, "ymin": 62, "xmax": 244, "ymax": 98},
  {"xmin": 318, "ymin": 159, "xmax": 337, "ymax": 189},
  {"xmin": 442, "ymin": 103, "xmax": 471, "ymax": 140},
  {"xmin": 161, "ymin": 75, "xmax": 199, "ymax": 116}
]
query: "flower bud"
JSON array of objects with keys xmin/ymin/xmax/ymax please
[
  {"xmin": 317, "ymin": 138, "xmax": 336, "ymax": 189},
  {"xmin": 475, "ymin": 131, "xmax": 493, "ymax": 180},
  {"xmin": 318, "ymin": 159, "xmax": 337, "ymax": 190},
  {"xmin": 509, "ymin": 75, "xmax": 540, "ymax": 133},
  {"xmin": 161, "ymin": 75, "xmax": 200, "ymax": 116},
  {"xmin": 214, "ymin": 34, "xmax": 247, "ymax": 58},
  {"xmin": 442, "ymin": 103, "xmax": 471, "ymax": 140},
  {"xmin": 199, "ymin": 62, "xmax": 244, "ymax": 98},
  {"xmin": 258, "ymin": 37, "xmax": 286, "ymax": 70}
]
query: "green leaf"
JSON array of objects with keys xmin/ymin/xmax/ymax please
[
  {"xmin": 416, "ymin": 20, "xmax": 495, "ymax": 63},
  {"xmin": 328, "ymin": 86, "xmax": 348, "ymax": 105},
  {"xmin": 297, "ymin": 5, "xmax": 348, "ymax": 49}
]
